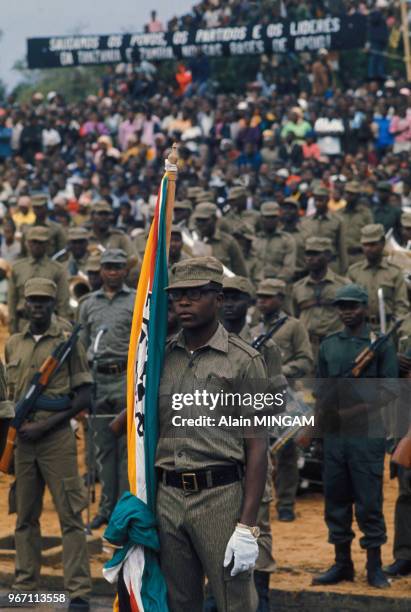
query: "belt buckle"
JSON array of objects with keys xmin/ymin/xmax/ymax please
[{"xmin": 182, "ymin": 472, "xmax": 198, "ymax": 492}]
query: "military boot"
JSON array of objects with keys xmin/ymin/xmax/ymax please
[
  {"xmin": 312, "ymin": 542, "xmax": 354, "ymax": 585},
  {"xmin": 367, "ymin": 547, "xmax": 390, "ymax": 589}
]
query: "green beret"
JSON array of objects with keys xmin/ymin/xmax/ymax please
[
  {"xmin": 167, "ymin": 256, "xmax": 223, "ymax": 289},
  {"xmin": 360, "ymin": 223, "xmax": 385, "ymax": 244},
  {"xmin": 333, "ymin": 283, "xmax": 368, "ymax": 304}
]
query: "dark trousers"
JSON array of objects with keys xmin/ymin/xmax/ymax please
[
  {"xmin": 275, "ymin": 440, "xmax": 299, "ymax": 512},
  {"xmin": 323, "ymin": 437, "xmax": 387, "ymax": 550},
  {"xmin": 394, "ymin": 467, "xmax": 411, "ymax": 560}
]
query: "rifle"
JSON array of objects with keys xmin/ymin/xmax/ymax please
[
  {"xmin": 252, "ymin": 315, "xmax": 288, "ymax": 351},
  {"xmin": 0, "ymin": 324, "xmax": 82, "ymax": 474},
  {"xmin": 348, "ymin": 319, "xmax": 402, "ymax": 378}
]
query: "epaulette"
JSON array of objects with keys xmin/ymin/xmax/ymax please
[{"xmin": 228, "ymin": 333, "xmax": 260, "ymax": 357}]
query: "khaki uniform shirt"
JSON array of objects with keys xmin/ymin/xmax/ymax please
[
  {"xmin": 300, "ymin": 211, "xmax": 348, "ymax": 275},
  {"xmin": 206, "ymin": 228, "xmax": 248, "ymax": 277},
  {"xmin": 338, "ymin": 204, "xmax": 373, "ymax": 266},
  {"xmin": 155, "ymin": 323, "xmax": 267, "ymax": 471},
  {"xmin": 253, "ymin": 230, "xmax": 296, "ymax": 282},
  {"xmin": 239, "ymin": 323, "xmax": 284, "ymax": 386},
  {"xmin": 5, "ymin": 317, "xmax": 92, "ymax": 422},
  {"xmin": 244, "ymin": 251, "xmax": 264, "ymax": 287},
  {"xmin": 219, "ymin": 209, "xmax": 259, "ymax": 234},
  {"xmin": 133, "ymin": 229, "xmax": 149, "ymax": 260},
  {"xmin": 89, "ymin": 228, "xmax": 136, "ymax": 260},
  {"xmin": 21, "ymin": 219, "xmax": 67, "ymax": 258},
  {"xmin": 280, "ymin": 224, "xmax": 306, "ymax": 280},
  {"xmin": 252, "ymin": 311, "xmax": 313, "ymax": 378},
  {"xmin": 78, "ymin": 284, "xmax": 136, "ymax": 362},
  {"xmin": 348, "ymin": 258, "xmax": 409, "ymax": 323},
  {"xmin": 8, "ymin": 255, "xmax": 71, "ymax": 333}
]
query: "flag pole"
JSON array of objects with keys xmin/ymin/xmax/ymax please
[{"xmin": 165, "ymin": 143, "xmax": 179, "ymax": 257}]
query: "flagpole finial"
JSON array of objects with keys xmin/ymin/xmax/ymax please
[{"xmin": 168, "ymin": 142, "xmax": 179, "ymax": 165}]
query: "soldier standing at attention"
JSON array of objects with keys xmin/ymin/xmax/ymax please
[
  {"xmin": 8, "ymin": 226, "xmax": 71, "ymax": 333},
  {"xmin": 348, "ymin": 224, "xmax": 409, "ymax": 330},
  {"xmin": 20, "ymin": 194, "xmax": 67, "ymax": 257},
  {"xmin": 279, "ymin": 198, "xmax": 306, "ymax": 281},
  {"xmin": 156, "ymin": 257, "xmax": 268, "ymax": 612},
  {"xmin": 252, "ymin": 278, "xmax": 313, "ymax": 522},
  {"xmin": 193, "ymin": 202, "xmax": 248, "ymax": 276},
  {"xmin": 310, "ymin": 284, "xmax": 397, "ymax": 589},
  {"xmin": 88, "ymin": 200, "xmax": 136, "ymax": 261},
  {"xmin": 300, "ymin": 186, "xmax": 348, "ymax": 275},
  {"xmin": 338, "ymin": 182, "xmax": 373, "ymax": 267},
  {"xmin": 6, "ymin": 278, "xmax": 92, "ymax": 610},
  {"xmin": 253, "ymin": 202, "xmax": 296, "ymax": 282},
  {"xmin": 78, "ymin": 249, "xmax": 135, "ymax": 529},
  {"xmin": 292, "ymin": 237, "xmax": 350, "ymax": 361},
  {"xmin": 232, "ymin": 222, "xmax": 263, "ymax": 288},
  {"xmin": 219, "ymin": 186, "xmax": 259, "ymax": 233},
  {"xmin": 168, "ymin": 225, "xmax": 190, "ymax": 268},
  {"xmin": 62, "ymin": 227, "xmax": 91, "ymax": 277},
  {"xmin": 372, "ymin": 181, "xmax": 401, "ymax": 233}
]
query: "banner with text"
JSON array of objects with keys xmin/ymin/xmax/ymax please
[{"xmin": 27, "ymin": 15, "xmax": 366, "ymax": 69}]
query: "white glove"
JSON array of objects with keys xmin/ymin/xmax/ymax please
[{"xmin": 223, "ymin": 526, "xmax": 259, "ymax": 577}]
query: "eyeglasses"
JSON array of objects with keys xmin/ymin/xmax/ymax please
[{"xmin": 168, "ymin": 287, "xmax": 218, "ymax": 302}]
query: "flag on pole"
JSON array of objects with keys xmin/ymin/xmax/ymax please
[{"xmin": 103, "ymin": 150, "xmax": 178, "ymax": 611}]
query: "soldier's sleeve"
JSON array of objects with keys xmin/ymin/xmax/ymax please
[
  {"xmin": 278, "ymin": 234, "xmax": 296, "ymax": 282},
  {"xmin": 78, "ymin": 299, "xmax": 91, "ymax": 350},
  {"xmin": 393, "ymin": 270, "xmax": 410, "ymax": 320},
  {"xmin": 229, "ymin": 236, "xmax": 248, "ymax": 277},
  {"xmin": 7, "ymin": 268, "xmax": 18, "ymax": 334},
  {"xmin": 337, "ymin": 218, "xmax": 348, "ymax": 275},
  {"xmin": 68, "ymin": 336, "xmax": 93, "ymax": 391},
  {"xmin": 282, "ymin": 321, "xmax": 314, "ymax": 378},
  {"xmin": 54, "ymin": 266, "xmax": 72, "ymax": 322}
]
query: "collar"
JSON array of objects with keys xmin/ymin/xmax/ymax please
[
  {"xmin": 21, "ymin": 317, "xmax": 61, "ymax": 339},
  {"xmin": 339, "ymin": 323, "xmax": 372, "ymax": 340},
  {"xmin": 305, "ymin": 268, "xmax": 335, "ymax": 284},
  {"xmin": 95, "ymin": 284, "xmax": 131, "ymax": 298},
  {"xmin": 28, "ymin": 254, "xmax": 48, "ymax": 265},
  {"xmin": 173, "ymin": 322, "xmax": 229, "ymax": 355},
  {"xmin": 363, "ymin": 257, "xmax": 388, "ymax": 270}
]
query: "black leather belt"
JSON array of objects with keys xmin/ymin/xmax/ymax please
[
  {"xmin": 97, "ymin": 362, "xmax": 127, "ymax": 374},
  {"xmin": 158, "ymin": 465, "xmax": 243, "ymax": 492}
]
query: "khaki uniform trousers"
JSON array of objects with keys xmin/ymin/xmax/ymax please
[
  {"xmin": 13, "ymin": 424, "xmax": 91, "ymax": 599},
  {"xmin": 157, "ymin": 480, "xmax": 258, "ymax": 612}
]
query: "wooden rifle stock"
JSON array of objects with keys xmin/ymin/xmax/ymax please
[
  {"xmin": 0, "ymin": 426, "xmax": 16, "ymax": 474},
  {"xmin": 109, "ymin": 409, "xmax": 127, "ymax": 437},
  {"xmin": 392, "ymin": 436, "xmax": 411, "ymax": 469}
]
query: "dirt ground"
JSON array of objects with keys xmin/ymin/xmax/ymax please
[{"xmin": 0, "ymin": 324, "xmax": 410, "ymax": 601}]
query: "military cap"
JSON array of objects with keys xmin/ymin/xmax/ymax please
[
  {"xmin": 68, "ymin": 227, "xmax": 90, "ymax": 241},
  {"xmin": 377, "ymin": 181, "xmax": 392, "ymax": 193},
  {"xmin": 31, "ymin": 194, "xmax": 48, "ymax": 207},
  {"xmin": 166, "ymin": 256, "xmax": 223, "ymax": 289},
  {"xmin": 27, "ymin": 226, "xmax": 50, "ymax": 242},
  {"xmin": 360, "ymin": 223, "xmax": 385, "ymax": 244},
  {"xmin": 233, "ymin": 222, "xmax": 255, "ymax": 241},
  {"xmin": 345, "ymin": 181, "xmax": 361, "ymax": 194},
  {"xmin": 305, "ymin": 236, "xmax": 333, "ymax": 252},
  {"xmin": 170, "ymin": 225, "xmax": 182, "ymax": 236},
  {"xmin": 223, "ymin": 275, "xmax": 254, "ymax": 297},
  {"xmin": 194, "ymin": 202, "xmax": 217, "ymax": 218},
  {"xmin": 174, "ymin": 199, "xmax": 193, "ymax": 211},
  {"xmin": 24, "ymin": 277, "xmax": 57, "ymax": 299},
  {"xmin": 226, "ymin": 186, "xmax": 246, "ymax": 201},
  {"xmin": 100, "ymin": 248, "xmax": 128, "ymax": 265},
  {"xmin": 92, "ymin": 200, "xmax": 113, "ymax": 214},
  {"xmin": 260, "ymin": 201, "xmax": 280, "ymax": 217},
  {"xmin": 187, "ymin": 186, "xmax": 203, "ymax": 198},
  {"xmin": 313, "ymin": 185, "xmax": 329, "ymax": 197},
  {"xmin": 85, "ymin": 254, "xmax": 101, "ymax": 272},
  {"xmin": 195, "ymin": 190, "xmax": 214, "ymax": 202},
  {"xmin": 256, "ymin": 278, "xmax": 286, "ymax": 296},
  {"xmin": 401, "ymin": 211, "xmax": 411, "ymax": 228},
  {"xmin": 333, "ymin": 283, "xmax": 368, "ymax": 304},
  {"xmin": 281, "ymin": 197, "xmax": 299, "ymax": 208}
]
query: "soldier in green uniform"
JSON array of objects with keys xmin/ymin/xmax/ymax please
[
  {"xmin": 348, "ymin": 224, "xmax": 409, "ymax": 329},
  {"xmin": 300, "ymin": 186, "xmax": 348, "ymax": 275},
  {"xmin": 221, "ymin": 275, "xmax": 285, "ymax": 611},
  {"xmin": 6, "ymin": 278, "xmax": 92, "ymax": 609},
  {"xmin": 372, "ymin": 181, "xmax": 402, "ymax": 233},
  {"xmin": 20, "ymin": 194, "xmax": 67, "ymax": 258},
  {"xmin": 193, "ymin": 202, "xmax": 248, "ymax": 276},
  {"xmin": 156, "ymin": 257, "xmax": 268, "ymax": 612},
  {"xmin": 8, "ymin": 226, "xmax": 71, "ymax": 333},
  {"xmin": 219, "ymin": 186, "xmax": 259, "ymax": 233},
  {"xmin": 78, "ymin": 249, "xmax": 135, "ymax": 529},
  {"xmin": 292, "ymin": 237, "xmax": 350, "ymax": 361},
  {"xmin": 253, "ymin": 202, "xmax": 296, "ymax": 282},
  {"xmin": 339, "ymin": 182, "xmax": 373, "ymax": 266},
  {"xmin": 232, "ymin": 222, "xmax": 263, "ymax": 288},
  {"xmin": 311, "ymin": 284, "xmax": 398, "ymax": 589},
  {"xmin": 279, "ymin": 198, "xmax": 306, "ymax": 281},
  {"xmin": 252, "ymin": 278, "xmax": 313, "ymax": 522}
]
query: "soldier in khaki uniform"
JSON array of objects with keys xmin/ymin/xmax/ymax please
[
  {"xmin": 348, "ymin": 224, "xmax": 409, "ymax": 330},
  {"xmin": 89, "ymin": 200, "xmax": 136, "ymax": 260},
  {"xmin": 253, "ymin": 202, "xmax": 296, "ymax": 282},
  {"xmin": 8, "ymin": 226, "xmax": 71, "ymax": 333},
  {"xmin": 252, "ymin": 278, "xmax": 313, "ymax": 522},
  {"xmin": 193, "ymin": 202, "xmax": 248, "ymax": 276},
  {"xmin": 292, "ymin": 237, "xmax": 350, "ymax": 361},
  {"xmin": 173, "ymin": 199, "xmax": 193, "ymax": 230},
  {"xmin": 300, "ymin": 186, "xmax": 348, "ymax": 275},
  {"xmin": 280, "ymin": 198, "xmax": 306, "ymax": 281},
  {"xmin": 221, "ymin": 275, "xmax": 285, "ymax": 611},
  {"xmin": 232, "ymin": 222, "xmax": 263, "ymax": 288},
  {"xmin": 20, "ymin": 194, "xmax": 67, "ymax": 258},
  {"xmin": 219, "ymin": 186, "xmax": 259, "ymax": 233},
  {"xmin": 6, "ymin": 278, "xmax": 92, "ymax": 609},
  {"xmin": 338, "ymin": 182, "xmax": 373, "ymax": 266},
  {"xmin": 157, "ymin": 257, "xmax": 268, "ymax": 612},
  {"xmin": 60, "ymin": 227, "xmax": 91, "ymax": 277},
  {"xmin": 169, "ymin": 225, "xmax": 190, "ymax": 268}
]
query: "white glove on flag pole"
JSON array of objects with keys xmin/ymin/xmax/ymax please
[{"xmin": 223, "ymin": 526, "xmax": 259, "ymax": 576}]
